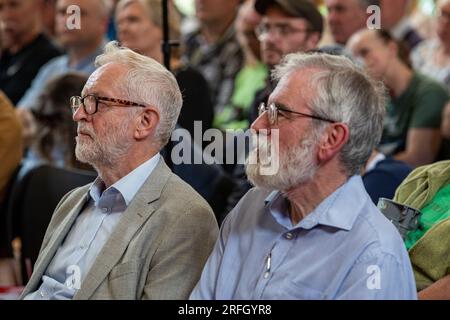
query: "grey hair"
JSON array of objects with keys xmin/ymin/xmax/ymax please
[
  {"xmin": 95, "ymin": 41, "xmax": 183, "ymax": 147},
  {"xmin": 272, "ymin": 53, "xmax": 386, "ymax": 176}
]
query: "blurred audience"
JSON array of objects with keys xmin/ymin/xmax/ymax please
[
  {"xmin": 18, "ymin": 0, "xmax": 111, "ymax": 110},
  {"xmin": 213, "ymin": 0, "xmax": 267, "ymax": 130},
  {"xmin": 17, "ymin": 0, "xmax": 111, "ymax": 145},
  {"xmin": 0, "ymin": 0, "xmax": 61, "ymax": 104},
  {"xmin": 325, "ymin": 0, "xmax": 379, "ymax": 46},
  {"xmin": 380, "ymin": 0, "xmax": 422, "ymax": 50},
  {"xmin": 182, "ymin": 0, "xmax": 244, "ymax": 117},
  {"xmin": 348, "ymin": 29, "xmax": 449, "ymax": 167},
  {"xmin": 116, "ymin": 0, "xmax": 213, "ymax": 136},
  {"xmin": 412, "ymin": 0, "xmax": 450, "ymax": 90}
]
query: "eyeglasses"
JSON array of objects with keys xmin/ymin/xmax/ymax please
[
  {"xmin": 255, "ymin": 22, "xmax": 311, "ymax": 40},
  {"xmin": 70, "ymin": 94, "xmax": 147, "ymax": 115},
  {"xmin": 258, "ymin": 102, "xmax": 336, "ymax": 125}
]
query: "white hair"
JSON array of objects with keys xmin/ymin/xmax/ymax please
[
  {"xmin": 95, "ymin": 41, "xmax": 183, "ymax": 147},
  {"xmin": 272, "ymin": 52, "xmax": 386, "ymax": 176}
]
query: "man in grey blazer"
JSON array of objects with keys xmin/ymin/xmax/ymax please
[{"xmin": 21, "ymin": 42, "xmax": 219, "ymax": 300}]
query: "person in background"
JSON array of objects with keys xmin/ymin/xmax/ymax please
[
  {"xmin": 20, "ymin": 42, "xmax": 218, "ymax": 300},
  {"xmin": 248, "ymin": 0, "xmax": 324, "ymax": 123},
  {"xmin": 380, "ymin": 0, "xmax": 422, "ymax": 50},
  {"xmin": 191, "ymin": 52, "xmax": 417, "ymax": 299},
  {"xmin": 116, "ymin": 0, "xmax": 213, "ymax": 137},
  {"xmin": 348, "ymin": 28, "xmax": 449, "ymax": 167},
  {"xmin": 183, "ymin": 0, "xmax": 244, "ymax": 117},
  {"xmin": 0, "ymin": 0, "xmax": 61, "ymax": 104},
  {"xmin": 17, "ymin": 0, "xmax": 112, "ymax": 145},
  {"xmin": 412, "ymin": 0, "xmax": 450, "ymax": 90},
  {"xmin": 324, "ymin": 0, "xmax": 379, "ymax": 46},
  {"xmin": 213, "ymin": 0, "xmax": 267, "ymax": 130}
]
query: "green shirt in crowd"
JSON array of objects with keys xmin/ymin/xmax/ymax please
[
  {"xmin": 405, "ymin": 182, "xmax": 450, "ymax": 249},
  {"xmin": 379, "ymin": 72, "xmax": 449, "ymax": 156},
  {"xmin": 214, "ymin": 62, "xmax": 268, "ymax": 130}
]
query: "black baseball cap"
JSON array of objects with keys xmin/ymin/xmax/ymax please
[{"xmin": 255, "ymin": 0, "xmax": 324, "ymax": 35}]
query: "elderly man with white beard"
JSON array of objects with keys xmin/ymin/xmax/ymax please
[
  {"xmin": 190, "ymin": 53, "xmax": 417, "ymax": 300},
  {"xmin": 20, "ymin": 42, "xmax": 218, "ymax": 300}
]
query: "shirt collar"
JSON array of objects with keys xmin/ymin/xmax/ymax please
[
  {"xmin": 89, "ymin": 153, "xmax": 161, "ymax": 207},
  {"xmin": 265, "ymin": 175, "xmax": 367, "ymax": 231}
]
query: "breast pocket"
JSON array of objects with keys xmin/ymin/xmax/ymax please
[{"xmin": 275, "ymin": 280, "xmax": 325, "ymax": 300}]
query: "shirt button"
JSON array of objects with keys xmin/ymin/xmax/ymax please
[
  {"xmin": 102, "ymin": 207, "xmax": 108, "ymax": 213},
  {"xmin": 39, "ymin": 290, "xmax": 45, "ymax": 298},
  {"xmin": 285, "ymin": 232, "xmax": 294, "ymax": 240}
]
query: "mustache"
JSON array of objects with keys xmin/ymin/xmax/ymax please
[{"xmin": 77, "ymin": 124, "xmax": 95, "ymax": 136}]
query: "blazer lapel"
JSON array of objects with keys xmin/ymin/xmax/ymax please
[
  {"xmin": 74, "ymin": 158, "xmax": 172, "ymax": 299},
  {"xmin": 22, "ymin": 193, "xmax": 89, "ymax": 296}
]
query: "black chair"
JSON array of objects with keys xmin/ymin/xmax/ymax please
[{"xmin": 5, "ymin": 165, "xmax": 96, "ymax": 282}]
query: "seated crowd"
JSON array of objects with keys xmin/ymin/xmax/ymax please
[{"xmin": 0, "ymin": 0, "xmax": 449, "ymax": 300}]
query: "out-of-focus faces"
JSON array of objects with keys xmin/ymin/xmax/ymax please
[
  {"xmin": 325, "ymin": 0, "xmax": 367, "ymax": 45},
  {"xmin": 0, "ymin": 0, "xmax": 41, "ymax": 48},
  {"xmin": 347, "ymin": 30, "xmax": 393, "ymax": 80},
  {"xmin": 55, "ymin": 0, "xmax": 108, "ymax": 49},
  {"xmin": 257, "ymin": 5, "xmax": 319, "ymax": 68},
  {"xmin": 437, "ymin": 0, "xmax": 450, "ymax": 45},
  {"xmin": 116, "ymin": 1, "xmax": 162, "ymax": 57}
]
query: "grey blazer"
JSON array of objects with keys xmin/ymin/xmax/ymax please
[{"xmin": 20, "ymin": 158, "xmax": 219, "ymax": 299}]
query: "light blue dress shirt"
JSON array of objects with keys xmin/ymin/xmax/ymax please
[
  {"xmin": 18, "ymin": 42, "xmax": 106, "ymax": 110},
  {"xmin": 190, "ymin": 175, "xmax": 418, "ymax": 300},
  {"xmin": 24, "ymin": 153, "xmax": 160, "ymax": 300}
]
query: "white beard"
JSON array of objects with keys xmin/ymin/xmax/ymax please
[{"xmin": 246, "ymin": 130, "xmax": 319, "ymax": 191}]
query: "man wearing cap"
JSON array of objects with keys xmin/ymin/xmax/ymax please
[{"xmin": 247, "ymin": 0, "xmax": 323, "ymax": 123}]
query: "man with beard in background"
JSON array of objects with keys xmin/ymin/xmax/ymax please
[{"xmin": 190, "ymin": 52, "xmax": 417, "ymax": 299}]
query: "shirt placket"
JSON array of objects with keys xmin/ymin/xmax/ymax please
[{"xmin": 253, "ymin": 230, "xmax": 298, "ymax": 299}]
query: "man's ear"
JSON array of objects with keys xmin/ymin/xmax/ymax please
[
  {"xmin": 134, "ymin": 107, "xmax": 160, "ymax": 140},
  {"xmin": 317, "ymin": 123, "xmax": 350, "ymax": 163}
]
